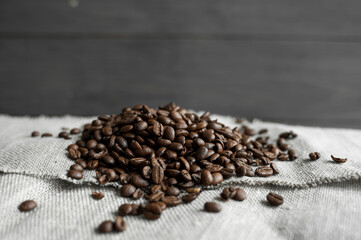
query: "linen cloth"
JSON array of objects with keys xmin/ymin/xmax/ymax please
[{"xmin": 0, "ymin": 114, "xmax": 360, "ymax": 240}]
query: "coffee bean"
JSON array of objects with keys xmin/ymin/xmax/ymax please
[
  {"xmin": 118, "ymin": 204, "xmax": 133, "ymax": 216},
  {"xmin": 267, "ymin": 192, "xmax": 284, "ymax": 206},
  {"xmin": 233, "ymin": 188, "xmax": 247, "ymax": 201},
  {"xmin": 41, "ymin": 133, "xmax": 52, "ymax": 137},
  {"xmin": 201, "ymin": 169, "xmax": 213, "ymax": 186},
  {"xmin": 236, "ymin": 166, "xmax": 247, "ymax": 177},
  {"xmin": 279, "ymin": 131, "xmax": 297, "ymax": 139},
  {"xmin": 86, "ymin": 159, "xmax": 99, "ymax": 170},
  {"xmin": 19, "ymin": 200, "xmax": 37, "ymax": 212},
  {"xmin": 195, "ymin": 146, "xmax": 208, "ymax": 161},
  {"xmin": 58, "ymin": 131, "xmax": 69, "ymax": 138},
  {"xmin": 153, "ymin": 122, "xmax": 164, "ymax": 137},
  {"xmin": 331, "ymin": 155, "xmax": 347, "ymax": 163},
  {"xmin": 120, "ymin": 184, "xmax": 136, "ymax": 197},
  {"xmin": 270, "ymin": 162, "xmax": 279, "ymax": 175},
  {"xmin": 68, "ymin": 149, "xmax": 81, "ymax": 160},
  {"xmin": 182, "ymin": 193, "xmax": 198, "ymax": 203},
  {"xmin": 211, "ymin": 172, "xmax": 223, "ymax": 185},
  {"xmin": 131, "ymin": 175, "xmax": 149, "ymax": 188},
  {"xmin": 70, "ymin": 164, "xmax": 84, "ymax": 172},
  {"xmin": 70, "ymin": 128, "xmax": 81, "ymax": 134},
  {"xmin": 155, "ymin": 201, "xmax": 167, "ymax": 211},
  {"xmin": 98, "ymin": 220, "xmax": 113, "ymax": 233},
  {"xmin": 31, "ymin": 131, "xmax": 40, "ymax": 137},
  {"xmin": 113, "ymin": 216, "xmax": 127, "ymax": 232},
  {"xmin": 309, "ymin": 152, "xmax": 321, "ymax": 160},
  {"xmin": 255, "ymin": 166, "xmax": 273, "ymax": 177},
  {"xmin": 91, "ymin": 192, "xmax": 104, "ymax": 200},
  {"xmin": 143, "ymin": 203, "xmax": 162, "ymax": 220},
  {"xmin": 161, "ymin": 196, "xmax": 182, "ymax": 206},
  {"xmin": 165, "ymin": 187, "xmax": 181, "ymax": 196},
  {"xmin": 288, "ymin": 149, "xmax": 297, "ymax": 160},
  {"xmin": 278, "ymin": 154, "xmax": 289, "ymax": 161},
  {"xmin": 163, "ymin": 126, "xmax": 175, "ymax": 141},
  {"xmin": 68, "ymin": 170, "xmax": 83, "ymax": 180},
  {"xmin": 204, "ymin": 202, "xmax": 221, "ymax": 213},
  {"xmin": 152, "ymin": 163, "xmax": 164, "ymax": 184}
]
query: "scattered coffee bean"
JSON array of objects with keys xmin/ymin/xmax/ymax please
[
  {"xmin": 266, "ymin": 192, "xmax": 284, "ymax": 206},
  {"xmin": 120, "ymin": 184, "xmax": 136, "ymax": 197},
  {"xmin": 309, "ymin": 152, "xmax": 321, "ymax": 160},
  {"xmin": 182, "ymin": 193, "xmax": 198, "ymax": 203},
  {"xmin": 41, "ymin": 133, "xmax": 52, "ymax": 137},
  {"xmin": 255, "ymin": 166, "xmax": 273, "ymax": 177},
  {"xmin": 143, "ymin": 203, "xmax": 162, "ymax": 220},
  {"xmin": 68, "ymin": 170, "xmax": 83, "ymax": 180},
  {"xmin": 31, "ymin": 131, "xmax": 40, "ymax": 137},
  {"xmin": 220, "ymin": 187, "xmax": 236, "ymax": 200},
  {"xmin": 331, "ymin": 155, "xmax": 347, "ymax": 163},
  {"xmin": 70, "ymin": 128, "xmax": 81, "ymax": 134},
  {"xmin": 118, "ymin": 204, "xmax": 133, "ymax": 216},
  {"xmin": 114, "ymin": 216, "xmax": 127, "ymax": 232},
  {"xmin": 98, "ymin": 220, "xmax": 113, "ymax": 233},
  {"xmin": 204, "ymin": 202, "xmax": 222, "ymax": 213},
  {"xmin": 58, "ymin": 131, "xmax": 69, "ymax": 138},
  {"xmin": 270, "ymin": 162, "xmax": 279, "ymax": 174},
  {"xmin": 92, "ymin": 192, "xmax": 104, "ymax": 200},
  {"xmin": 233, "ymin": 188, "xmax": 247, "ymax": 201},
  {"xmin": 19, "ymin": 200, "xmax": 37, "ymax": 212}
]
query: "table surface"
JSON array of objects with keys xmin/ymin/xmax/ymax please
[{"xmin": 1, "ymin": 0, "xmax": 361, "ymax": 129}]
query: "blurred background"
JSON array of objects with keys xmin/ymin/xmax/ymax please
[{"xmin": 0, "ymin": 0, "xmax": 360, "ymax": 128}]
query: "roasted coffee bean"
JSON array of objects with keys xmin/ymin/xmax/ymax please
[
  {"xmin": 220, "ymin": 187, "xmax": 236, "ymax": 200},
  {"xmin": 186, "ymin": 187, "xmax": 201, "ymax": 194},
  {"xmin": 201, "ymin": 169, "xmax": 213, "ymax": 186},
  {"xmin": 165, "ymin": 187, "xmax": 181, "ymax": 196},
  {"xmin": 31, "ymin": 131, "xmax": 40, "ymax": 137},
  {"xmin": 153, "ymin": 122, "xmax": 164, "ymax": 137},
  {"xmin": 236, "ymin": 166, "xmax": 247, "ymax": 177},
  {"xmin": 259, "ymin": 129, "xmax": 268, "ymax": 134},
  {"xmin": 118, "ymin": 204, "xmax": 133, "ymax": 216},
  {"xmin": 87, "ymin": 160, "xmax": 99, "ymax": 170},
  {"xmin": 331, "ymin": 155, "xmax": 347, "ymax": 163},
  {"xmin": 246, "ymin": 168, "xmax": 255, "ymax": 177},
  {"xmin": 155, "ymin": 201, "xmax": 167, "ymax": 211},
  {"xmin": 270, "ymin": 162, "xmax": 279, "ymax": 175},
  {"xmin": 131, "ymin": 175, "xmax": 149, "ymax": 188},
  {"xmin": 163, "ymin": 126, "xmax": 175, "ymax": 141},
  {"xmin": 148, "ymin": 191, "xmax": 164, "ymax": 202},
  {"xmin": 195, "ymin": 146, "xmax": 208, "ymax": 161},
  {"xmin": 255, "ymin": 166, "xmax": 273, "ymax": 177},
  {"xmin": 152, "ymin": 163, "xmax": 164, "ymax": 184},
  {"xmin": 70, "ymin": 128, "xmax": 81, "ymax": 134},
  {"xmin": 68, "ymin": 170, "xmax": 83, "ymax": 180},
  {"xmin": 161, "ymin": 196, "xmax": 182, "ymax": 206},
  {"xmin": 120, "ymin": 184, "xmax": 136, "ymax": 197},
  {"xmin": 233, "ymin": 188, "xmax": 247, "ymax": 201},
  {"xmin": 19, "ymin": 200, "xmax": 37, "ymax": 212},
  {"xmin": 68, "ymin": 149, "xmax": 81, "ymax": 160},
  {"xmin": 288, "ymin": 149, "xmax": 297, "ymax": 160},
  {"xmin": 58, "ymin": 131, "xmax": 69, "ymax": 138},
  {"xmin": 70, "ymin": 164, "xmax": 84, "ymax": 172},
  {"xmin": 309, "ymin": 152, "xmax": 321, "ymax": 160},
  {"xmin": 279, "ymin": 131, "xmax": 297, "ymax": 139},
  {"xmin": 91, "ymin": 192, "xmax": 105, "ymax": 200},
  {"xmin": 75, "ymin": 159, "xmax": 87, "ymax": 168},
  {"xmin": 278, "ymin": 154, "xmax": 289, "ymax": 161},
  {"xmin": 98, "ymin": 220, "xmax": 113, "ymax": 233},
  {"xmin": 182, "ymin": 193, "xmax": 198, "ymax": 203},
  {"xmin": 41, "ymin": 133, "xmax": 52, "ymax": 137},
  {"xmin": 143, "ymin": 203, "xmax": 162, "ymax": 220},
  {"xmin": 267, "ymin": 192, "xmax": 284, "ymax": 206},
  {"xmin": 204, "ymin": 202, "xmax": 221, "ymax": 213},
  {"xmin": 211, "ymin": 172, "xmax": 223, "ymax": 185},
  {"xmin": 114, "ymin": 216, "xmax": 127, "ymax": 232}
]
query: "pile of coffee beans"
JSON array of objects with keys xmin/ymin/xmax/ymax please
[
  {"xmin": 24, "ymin": 103, "xmax": 348, "ymax": 232},
  {"xmin": 61, "ymin": 103, "xmax": 302, "ymax": 231}
]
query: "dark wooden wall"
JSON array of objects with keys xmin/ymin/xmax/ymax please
[{"xmin": 1, "ymin": 0, "xmax": 361, "ymax": 128}]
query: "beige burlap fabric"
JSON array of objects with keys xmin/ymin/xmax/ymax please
[{"xmin": 0, "ymin": 114, "xmax": 360, "ymax": 240}]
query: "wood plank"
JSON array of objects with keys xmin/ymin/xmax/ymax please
[
  {"xmin": 1, "ymin": 0, "xmax": 361, "ymax": 37},
  {"xmin": 0, "ymin": 39, "xmax": 360, "ymax": 125}
]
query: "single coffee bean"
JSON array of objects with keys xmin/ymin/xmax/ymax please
[
  {"xmin": 120, "ymin": 184, "xmax": 136, "ymax": 197},
  {"xmin": 201, "ymin": 169, "xmax": 213, "ymax": 186},
  {"xmin": 211, "ymin": 172, "xmax": 223, "ymax": 185},
  {"xmin": 152, "ymin": 163, "xmax": 164, "ymax": 184},
  {"xmin": 233, "ymin": 188, "xmax": 247, "ymax": 201},
  {"xmin": 98, "ymin": 220, "xmax": 113, "ymax": 233},
  {"xmin": 143, "ymin": 203, "xmax": 162, "ymax": 220},
  {"xmin": 161, "ymin": 196, "xmax": 182, "ymax": 206},
  {"xmin": 91, "ymin": 192, "xmax": 105, "ymax": 200},
  {"xmin": 132, "ymin": 188, "xmax": 144, "ymax": 199},
  {"xmin": 118, "ymin": 204, "xmax": 133, "ymax": 216},
  {"xmin": 309, "ymin": 152, "xmax": 321, "ymax": 160},
  {"xmin": 75, "ymin": 159, "xmax": 87, "ymax": 168},
  {"xmin": 31, "ymin": 131, "xmax": 40, "ymax": 137},
  {"xmin": 58, "ymin": 131, "xmax": 69, "ymax": 138},
  {"xmin": 278, "ymin": 154, "xmax": 289, "ymax": 161},
  {"xmin": 68, "ymin": 170, "xmax": 83, "ymax": 180},
  {"xmin": 182, "ymin": 193, "xmax": 198, "ymax": 203},
  {"xmin": 41, "ymin": 133, "xmax": 53, "ymax": 137},
  {"xmin": 267, "ymin": 192, "xmax": 284, "ymax": 206},
  {"xmin": 236, "ymin": 166, "xmax": 247, "ymax": 177},
  {"xmin": 279, "ymin": 131, "xmax": 297, "ymax": 139},
  {"xmin": 70, "ymin": 163, "xmax": 84, "ymax": 172},
  {"xmin": 255, "ymin": 166, "xmax": 273, "ymax": 177},
  {"xmin": 331, "ymin": 155, "xmax": 347, "ymax": 163},
  {"xmin": 204, "ymin": 202, "xmax": 222, "ymax": 213},
  {"xmin": 131, "ymin": 175, "xmax": 149, "ymax": 188},
  {"xmin": 70, "ymin": 128, "xmax": 81, "ymax": 134},
  {"xmin": 270, "ymin": 162, "xmax": 279, "ymax": 175},
  {"xmin": 114, "ymin": 216, "xmax": 127, "ymax": 232},
  {"xmin": 288, "ymin": 149, "xmax": 297, "ymax": 160},
  {"xmin": 155, "ymin": 201, "xmax": 167, "ymax": 211},
  {"xmin": 165, "ymin": 187, "xmax": 181, "ymax": 196},
  {"xmin": 19, "ymin": 200, "xmax": 37, "ymax": 212}
]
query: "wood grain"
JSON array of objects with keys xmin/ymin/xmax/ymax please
[{"xmin": 0, "ymin": 0, "xmax": 361, "ymax": 37}]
